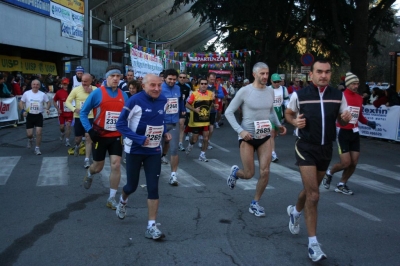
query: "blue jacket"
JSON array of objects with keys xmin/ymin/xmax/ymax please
[
  {"xmin": 116, "ymin": 91, "xmax": 167, "ymax": 155},
  {"xmin": 161, "ymin": 81, "xmax": 184, "ymax": 124},
  {"xmin": 80, "ymin": 86, "xmax": 129, "ymax": 132}
]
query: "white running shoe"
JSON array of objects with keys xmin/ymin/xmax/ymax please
[
  {"xmin": 65, "ymin": 139, "xmax": 71, "ymax": 147},
  {"xmin": 185, "ymin": 135, "xmax": 190, "ymax": 141},
  {"xmin": 214, "ymin": 122, "xmax": 220, "ymax": 129},
  {"xmin": 185, "ymin": 144, "xmax": 193, "ymax": 155},
  {"xmin": 198, "ymin": 154, "xmax": 208, "ymax": 162},
  {"xmin": 84, "ymin": 160, "xmax": 90, "ymax": 169},
  {"xmin": 308, "ymin": 242, "xmax": 327, "ymax": 262},
  {"xmin": 161, "ymin": 156, "xmax": 169, "ymax": 164},
  {"xmin": 60, "ymin": 133, "xmax": 65, "ymax": 141},
  {"xmin": 27, "ymin": 139, "xmax": 33, "ymax": 148},
  {"xmin": 287, "ymin": 205, "xmax": 300, "ymax": 234},
  {"xmin": 116, "ymin": 202, "xmax": 126, "ymax": 219},
  {"xmin": 207, "ymin": 145, "xmax": 213, "ymax": 150},
  {"xmin": 169, "ymin": 173, "xmax": 178, "ymax": 186},
  {"xmin": 34, "ymin": 147, "xmax": 41, "ymax": 155},
  {"xmin": 178, "ymin": 142, "xmax": 185, "ymax": 151}
]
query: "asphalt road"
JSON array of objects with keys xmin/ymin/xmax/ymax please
[{"xmin": 0, "ymin": 117, "xmax": 399, "ymax": 266}]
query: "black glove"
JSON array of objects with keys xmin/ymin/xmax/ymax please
[
  {"xmin": 367, "ymin": 121, "xmax": 376, "ymax": 129},
  {"xmin": 88, "ymin": 128, "xmax": 99, "ymax": 140}
]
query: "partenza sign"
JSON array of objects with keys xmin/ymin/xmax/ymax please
[{"xmin": 188, "ymin": 56, "xmax": 230, "ymax": 63}]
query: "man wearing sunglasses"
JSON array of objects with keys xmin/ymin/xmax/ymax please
[{"xmin": 184, "ymin": 77, "xmax": 216, "ymax": 161}]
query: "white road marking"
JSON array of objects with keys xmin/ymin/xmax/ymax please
[
  {"xmin": 161, "ymin": 164, "xmax": 205, "ymax": 187},
  {"xmin": 196, "ymin": 159, "xmax": 274, "ymax": 190},
  {"xmin": 349, "ymin": 174, "xmax": 400, "ymax": 194},
  {"xmin": 100, "ymin": 157, "xmax": 127, "ymax": 188},
  {"xmin": 37, "ymin": 157, "xmax": 68, "ymax": 186},
  {"xmin": 0, "ymin": 156, "xmax": 21, "ymax": 185},
  {"xmin": 208, "ymin": 141, "xmax": 230, "ymax": 152},
  {"xmin": 357, "ymin": 164, "xmax": 400, "ymax": 182},
  {"xmin": 336, "ymin": 202, "xmax": 381, "ymax": 222}
]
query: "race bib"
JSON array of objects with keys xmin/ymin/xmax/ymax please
[
  {"xmin": 143, "ymin": 125, "xmax": 164, "ymax": 148},
  {"xmin": 254, "ymin": 120, "xmax": 271, "ymax": 139},
  {"xmin": 104, "ymin": 111, "xmax": 120, "ymax": 131},
  {"xmin": 348, "ymin": 106, "xmax": 360, "ymax": 124},
  {"xmin": 63, "ymin": 102, "xmax": 71, "ymax": 112},
  {"xmin": 30, "ymin": 101, "xmax": 40, "ymax": 114},
  {"xmin": 353, "ymin": 127, "xmax": 359, "ymax": 133},
  {"xmin": 273, "ymin": 95, "xmax": 283, "ymax": 107},
  {"xmin": 166, "ymin": 98, "xmax": 178, "ymax": 114}
]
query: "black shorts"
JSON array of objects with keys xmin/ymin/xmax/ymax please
[
  {"xmin": 295, "ymin": 139, "xmax": 332, "ymax": 171},
  {"xmin": 337, "ymin": 128, "xmax": 360, "ymax": 154},
  {"xmin": 239, "ymin": 135, "xmax": 271, "ymax": 152},
  {"xmin": 179, "ymin": 112, "xmax": 186, "ymax": 119},
  {"xmin": 74, "ymin": 118, "xmax": 93, "ymax": 137},
  {"xmin": 26, "ymin": 113, "xmax": 43, "ymax": 129},
  {"xmin": 209, "ymin": 112, "xmax": 216, "ymax": 125},
  {"xmin": 92, "ymin": 136, "xmax": 123, "ymax": 162}
]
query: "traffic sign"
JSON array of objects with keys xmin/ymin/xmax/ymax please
[
  {"xmin": 301, "ymin": 66, "xmax": 311, "ymax": 73},
  {"xmin": 301, "ymin": 53, "xmax": 314, "ymax": 66}
]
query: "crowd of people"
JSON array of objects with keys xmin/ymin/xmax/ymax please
[{"xmin": 2, "ymin": 59, "xmax": 399, "ymax": 263}]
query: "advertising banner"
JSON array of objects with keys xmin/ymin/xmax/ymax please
[
  {"xmin": 20, "ymin": 59, "xmax": 57, "ymax": 75},
  {"xmin": 359, "ymin": 105, "xmax": 400, "ymax": 141},
  {"xmin": 4, "ymin": 0, "xmax": 50, "ymax": 16},
  {"xmin": 0, "ymin": 55, "xmax": 22, "ymax": 72},
  {"xmin": 50, "ymin": 1, "xmax": 84, "ymax": 41},
  {"xmin": 52, "ymin": 0, "xmax": 84, "ymax": 13},
  {"xmin": 0, "ymin": 97, "xmax": 18, "ymax": 123},
  {"xmin": 131, "ymin": 48, "xmax": 163, "ymax": 78}
]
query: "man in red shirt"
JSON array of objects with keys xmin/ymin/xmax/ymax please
[
  {"xmin": 53, "ymin": 78, "xmax": 73, "ymax": 146},
  {"xmin": 323, "ymin": 72, "xmax": 376, "ymax": 195}
]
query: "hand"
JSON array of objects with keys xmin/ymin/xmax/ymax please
[
  {"xmin": 341, "ymin": 110, "xmax": 352, "ymax": 123},
  {"xmin": 294, "ymin": 113, "xmax": 306, "ymax": 129},
  {"xmin": 58, "ymin": 109, "xmax": 62, "ymax": 114},
  {"xmin": 239, "ymin": 130, "xmax": 253, "ymax": 140},
  {"xmin": 195, "ymin": 107, "xmax": 200, "ymax": 114},
  {"xmin": 164, "ymin": 133, "xmax": 172, "ymax": 141},
  {"xmin": 23, "ymin": 111, "xmax": 27, "ymax": 117},
  {"xmin": 278, "ymin": 125, "xmax": 287, "ymax": 136},
  {"xmin": 367, "ymin": 120, "xmax": 376, "ymax": 129},
  {"xmin": 74, "ymin": 108, "xmax": 81, "ymax": 114}
]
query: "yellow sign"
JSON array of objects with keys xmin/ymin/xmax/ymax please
[
  {"xmin": 52, "ymin": 0, "xmax": 84, "ymax": 13},
  {"xmin": 21, "ymin": 59, "xmax": 58, "ymax": 75},
  {"xmin": 0, "ymin": 55, "xmax": 22, "ymax": 72}
]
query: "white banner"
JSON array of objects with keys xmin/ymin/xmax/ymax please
[
  {"xmin": 359, "ymin": 105, "xmax": 400, "ymax": 141},
  {"xmin": 131, "ymin": 48, "xmax": 163, "ymax": 78},
  {"xmin": 42, "ymin": 93, "xmax": 59, "ymax": 119},
  {"xmin": 50, "ymin": 1, "xmax": 84, "ymax": 41},
  {"xmin": 0, "ymin": 97, "xmax": 18, "ymax": 122}
]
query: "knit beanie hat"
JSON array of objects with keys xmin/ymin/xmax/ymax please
[{"xmin": 345, "ymin": 72, "xmax": 359, "ymax": 87}]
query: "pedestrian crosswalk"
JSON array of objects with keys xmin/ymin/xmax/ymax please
[{"xmin": 1, "ymin": 156, "xmax": 400, "ymax": 197}]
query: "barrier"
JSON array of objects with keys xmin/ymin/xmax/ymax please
[
  {"xmin": 359, "ymin": 105, "xmax": 400, "ymax": 142},
  {"xmin": 0, "ymin": 97, "xmax": 18, "ymax": 128},
  {"xmin": 1, "ymin": 93, "xmax": 59, "ymax": 129}
]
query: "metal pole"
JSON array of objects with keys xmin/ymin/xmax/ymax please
[
  {"xmin": 109, "ymin": 17, "xmax": 113, "ymax": 65},
  {"xmin": 89, "ymin": 9, "xmax": 93, "ymax": 74}
]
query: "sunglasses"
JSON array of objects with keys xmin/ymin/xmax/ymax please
[
  {"xmin": 273, "ymin": 81, "xmax": 281, "ymax": 83},
  {"xmin": 179, "ymin": 77, "xmax": 186, "ymax": 79},
  {"xmin": 200, "ymin": 83, "xmax": 208, "ymax": 85}
]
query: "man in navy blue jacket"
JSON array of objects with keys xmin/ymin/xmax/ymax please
[{"xmin": 116, "ymin": 73, "xmax": 171, "ymax": 240}]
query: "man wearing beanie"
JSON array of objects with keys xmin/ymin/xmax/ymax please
[
  {"xmin": 323, "ymin": 72, "xmax": 377, "ymax": 195},
  {"xmin": 69, "ymin": 66, "xmax": 85, "ymax": 91}
]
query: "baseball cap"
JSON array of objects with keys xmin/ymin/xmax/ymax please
[
  {"xmin": 61, "ymin": 77, "xmax": 70, "ymax": 84},
  {"xmin": 75, "ymin": 66, "xmax": 84, "ymax": 73},
  {"xmin": 271, "ymin": 73, "xmax": 282, "ymax": 82},
  {"xmin": 243, "ymin": 79, "xmax": 249, "ymax": 83}
]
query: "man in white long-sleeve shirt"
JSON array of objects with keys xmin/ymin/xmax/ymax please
[{"xmin": 225, "ymin": 62, "xmax": 287, "ymax": 217}]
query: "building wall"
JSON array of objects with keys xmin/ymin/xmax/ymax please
[{"xmin": 0, "ymin": 2, "xmax": 83, "ymax": 56}]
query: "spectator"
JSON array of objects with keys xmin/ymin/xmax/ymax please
[
  {"xmin": 372, "ymin": 88, "xmax": 388, "ymax": 108},
  {"xmin": 0, "ymin": 73, "xmax": 14, "ymax": 98},
  {"xmin": 126, "ymin": 80, "xmax": 142, "ymax": 98},
  {"xmin": 385, "ymin": 86, "xmax": 400, "ymax": 106},
  {"xmin": 13, "ymin": 76, "xmax": 23, "ymax": 95},
  {"xmin": 45, "ymin": 73, "xmax": 55, "ymax": 92},
  {"xmin": 362, "ymin": 84, "xmax": 371, "ymax": 105},
  {"xmin": 369, "ymin": 87, "xmax": 380, "ymax": 104}
]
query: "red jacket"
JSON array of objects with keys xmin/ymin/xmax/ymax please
[
  {"xmin": 373, "ymin": 96, "xmax": 388, "ymax": 108},
  {"xmin": 336, "ymin": 88, "xmax": 368, "ymax": 129}
]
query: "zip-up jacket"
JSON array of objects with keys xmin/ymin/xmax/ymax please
[
  {"xmin": 116, "ymin": 91, "xmax": 167, "ymax": 155},
  {"xmin": 161, "ymin": 81, "xmax": 184, "ymax": 124},
  {"xmin": 336, "ymin": 88, "xmax": 368, "ymax": 130},
  {"xmin": 296, "ymin": 84, "xmax": 345, "ymax": 145}
]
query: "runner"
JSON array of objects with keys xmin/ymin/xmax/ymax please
[
  {"xmin": 53, "ymin": 77, "xmax": 73, "ymax": 147},
  {"xmin": 160, "ymin": 68, "xmax": 185, "ymax": 186},
  {"xmin": 115, "ymin": 73, "xmax": 171, "ymax": 240},
  {"xmin": 19, "ymin": 79, "xmax": 50, "ymax": 155},
  {"xmin": 80, "ymin": 65, "xmax": 128, "ymax": 210},
  {"xmin": 323, "ymin": 72, "xmax": 377, "ymax": 195},
  {"xmin": 185, "ymin": 77, "xmax": 216, "ymax": 161},
  {"xmin": 225, "ymin": 62, "xmax": 287, "ymax": 217},
  {"xmin": 284, "ymin": 59, "xmax": 351, "ymax": 262},
  {"xmin": 65, "ymin": 73, "xmax": 96, "ymax": 168},
  {"xmin": 269, "ymin": 73, "xmax": 289, "ymax": 162}
]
